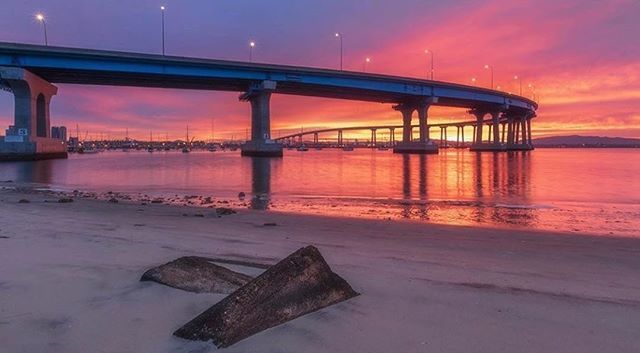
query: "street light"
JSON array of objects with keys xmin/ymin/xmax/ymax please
[
  {"xmin": 363, "ymin": 57, "xmax": 371, "ymax": 72},
  {"xmin": 249, "ymin": 41, "xmax": 256, "ymax": 62},
  {"xmin": 514, "ymin": 75, "xmax": 522, "ymax": 95},
  {"xmin": 424, "ymin": 49, "xmax": 434, "ymax": 80},
  {"xmin": 334, "ymin": 32, "xmax": 343, "ymax": 70},
  {"xmin": 160, "ymin": 6, "xmax": 166, "ymax": 55},
  {"xmin": 471, "ymin": 77, "xmax": 477, "ymax": 86},
  {"xmin": 35, "ymin": 13, "xmax": 48, "ymax": 46},
  {"xmin": 528, "ymin": 83, "xmax": 536, "ymax": 101},
  {"xmin": 484, "ymin": 64, "xmax": 494, "ymax": 89}
]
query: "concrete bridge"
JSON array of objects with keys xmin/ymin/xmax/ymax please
[
  {"xmin": 0, "ymin": 42, "xmax": 537, "ymax": 160},
  {"xmin": 275, "ymin": 115, "xmax": 533, "ymax": 150}
]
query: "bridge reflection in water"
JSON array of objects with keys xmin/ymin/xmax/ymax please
[{"xmin": 245, "ymin": 151, "xmax": 536, "ymax": 228}]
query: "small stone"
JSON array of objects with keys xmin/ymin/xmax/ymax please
[
  {"xmin": 151, "ymin": 198, "xmax": 164, "ymax": 204},
  {"xmin": 194, "ymin": 213, "xmax": 205, "ymax": 218},
  {"xmin": 18, "ymin": 199, "xmax": 30, "ymax": 203},
  {"xmin": 108, "ymin": 198, "xmax": 119, "ymax": 203},
  {"xmin": 216, "ymin": 207, "xmax": 236, "ymax": 216},
  {"xmin": 58, "ymin": 198, "xmax": 74, "ymax": 203},
  {"xmin": 263, "ymin": 222, "xmax": 277, "ymax": 227},
  {"xmin": 238, "ymin": 192, "xmax": 246, "ymax": 200}
]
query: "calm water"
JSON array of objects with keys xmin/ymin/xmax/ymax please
[{"xmin": 1, "ymin": 148, "xmax": 639, "ymax": 237}]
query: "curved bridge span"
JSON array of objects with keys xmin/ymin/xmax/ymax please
[
  {"xmin": 275, "ymin": 116, "xmax": 532, "ymax": 150},
  {"xmin": 0, "ymin": 42, "xmax": 537, "ymax": 159}
]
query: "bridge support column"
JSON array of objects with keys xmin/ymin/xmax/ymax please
[
  {"xmin": 393, "ymin": 98, "xmax": 438, "ymax": 154},
  {"xmin": 504, "ymin": 114, "xmax": 535, "ymax": 151},
  {"xmin": 0, "ymin": 67, "xmax": 67, "ymax": 161},
  {"xmin": 371, "ymin": 128, "xmax": 377, "ymax": 146},
  {"xmin": 470, "ymin": 108, "xmax": 506, "ymax": 152},
  {"xmin": 390, "ymin": 128, "xmax": 395, "ymax": 145},
  {"xmin": 239, "ymin": 80, "xmax": 283, "ymax": 157},
  {"xmin": 313, "ymin": 132, "xmax": 318, "ymax": 144},
  {"xmin": 338, "ymin": 130, "xmax": 343, "ymax": 146}
]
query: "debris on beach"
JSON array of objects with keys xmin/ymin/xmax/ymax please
[
  {"xmin": 18, "ymin": 199, "xmax": 30, "ymax": 203},
  {"xmin": 141, "ymin": 256, "xmax": 252, "ymax": 294},
  {"xmin": 151, "ymin": 198, "xmax": 164, "ymax": 204},
  {"xmin": 173, "ymin": 245, "xmax": 359, "ymax": 348},
  {"xmin": 238, "ymin": 192, "xmax": 246, "ymax": 200},
  {"xmin": 57, "ymin": 198, "xmax": 74, "ymax": 203},
  {"xmin": 215, "ymin": 207, "xmax": 236, "ymax": 216},
  {"xmin": 108, "ymin": 198, "xmax": 119, "ymax": 203},
  {"xmin": 263, "ymin": 222, "xmax": 277, "ymax": 227}
]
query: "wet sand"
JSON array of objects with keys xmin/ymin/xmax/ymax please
[{"xmin": 1, "ymin": 186, "xmax": 639, "ymax": 352}]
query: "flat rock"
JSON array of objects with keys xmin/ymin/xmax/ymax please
[
  {"xmin": 173, "ymin": 245, "xmax": 359, "ymax": 348},
  {"xmin": 141, "ymin": 257, "xmax": 252, "ymax": 294}
]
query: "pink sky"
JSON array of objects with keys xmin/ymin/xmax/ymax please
[{"xmin": 0, "ymin": 0, "xmax": 638, "ymax": 140}]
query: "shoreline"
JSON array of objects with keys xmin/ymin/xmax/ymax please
[
  {"xmin": 1, "ymin": 186, "xmax": 639, "ymax": 352},
  {"xmin": 2, "ymin": 179, "xmax": 637, "ymax": 239}
]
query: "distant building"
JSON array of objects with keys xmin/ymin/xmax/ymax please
[{"xmin": 51, "ymin": 126, "xmax": 68, "ymax": 141}]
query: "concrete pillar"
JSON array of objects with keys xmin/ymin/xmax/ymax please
[
  {"xmin": 394, "ymin": 103, "xmax": 414, "ymax": 143},
  {"xmin": 474, "ymin": 112, "xmax": 484, "ymax": 144},
  {"xmin": 521, "ymin": 118, "xmax": 527, "ymax": 146},
  {"xmin": 492, "ymin": 112, "xmax": 500, "ymax": 145},
  {"xmin": 456, "ymin": 126, "xmax": 460, "ymax": 147},
  {"xmin": 507, "ymin": 119, "xmax": 514, "ymax": 145},
  {"xmin": 462, "ymin": 126, "xmax": 465, "ymax": 146},
  {"xmin": 240, "ymin": 80, "xmax": 282, "ymax": 157},
  {"xmin": 313, "ymin": 133, "xmax": 318, "ymax": 144},
  {"xmin": 444, "ymin": 127, "xmax": 448, "ymax": 147},
  {"xmin": 390, "ymin": 128, "xmax": 395, "ymax": 145},
  {"xmin": 501, "ymin": 122, "xmax": 507, "ymax": 143},
  {"xmin": 338, "ymin": 130, "xmax": 343, "ymax": 145},
  {"xmin": 371, "ymin": 129, "xmax": 377, "ymax": 146},
  {"xmin": 0, "ymin": 67, "xmax": 67, "ymax": 161},
  {"xmin": 472, "ymin": 125, "xmax": 477, "ymax": 144},
  {"xmin": 416, "ymin": 102, "xmax": 430, "ymax": 143},
  {"xmin": 527, "ymin": 117, "xmax": 533, "ymax": 145}
]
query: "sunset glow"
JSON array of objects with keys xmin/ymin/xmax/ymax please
[{"xmin": 1, "ymin": 0, "xmax": 638, "ymax": 140}]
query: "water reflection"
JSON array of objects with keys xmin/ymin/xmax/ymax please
[
  {"xmin": 0, "ymin": 149, "xmax": 637, "ymax": 236},
  {"xmin": 250, "ymin": 157, "xmax": 271, "ymax": 210},
  {"xmin": 10, "ymin": 160, "xmax": 55, "ymax": 185}
]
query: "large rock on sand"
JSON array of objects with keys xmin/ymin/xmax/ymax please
[
  {"xmin": 141, "ymin": 257, "xmax": 252, "ymax": 294},
  {"xmin": 173, "ymin": 245, "xmax": 359, "ymax": 348}
]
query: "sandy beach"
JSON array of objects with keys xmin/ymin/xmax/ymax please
[{"xmin": 1, "ymin": 185, "xmax": 639, "ymax": 353}]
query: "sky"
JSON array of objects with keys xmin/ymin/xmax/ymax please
[{"xmin": 0, "ymin": 0, "xmax": 639, "ymax": 141}]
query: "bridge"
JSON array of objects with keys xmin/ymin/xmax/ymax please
[
  {"xmin": 274, "ymin": 115, "xmax": 530, "ymax": 149},
  {"xmin": 0, "ymin": 42, "xmax": 537, "ymax": 160}
]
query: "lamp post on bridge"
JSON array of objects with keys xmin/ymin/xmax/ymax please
[
  {"xmin": 514, "ymin": 75, "xmax": 522, "ymax": 96},
  {"xmin": 484, "ymin": 64, "xmax": 494, "ymax": 89},
  {"xmin": 35, "ymin": 13, "xmax": 48, "ymax": 46},
  {"xmin": 334, "ymin": 32, "xmax": 343, "ymax": 70},
  {"xmin": 363, "ymin": 57, "xmax": 371, "ymax": 72},
  {"xmin": 160, "ymin": 6, "xmax": 166, "ymax": 55},
  {"xmin": 470, "ymin": 77, "xmax": 477, "ymax": 86},
  {"xmin": 424, "ymin": 49, "xmax": 434, "ymax": 80},
  {"xmin": 249, "ymin": 41, "xmax": 256, "ymax": 62}
]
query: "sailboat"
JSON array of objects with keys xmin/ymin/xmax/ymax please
[
  {"xmin": 147, "ymin": 131, "xmax": 154, "ymax": 153},
  {"xmin": 182, "ymin": 126, "xmax": 191, "ymax": 153},
  {"xmin": 122, "ymin": 128, "xmax": 132, "ymax": 152}
]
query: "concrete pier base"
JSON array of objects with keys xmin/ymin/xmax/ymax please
[
  {"xmin": 505, "ymin": 144, "xmax": 534, "ymax": 151},
  {"xmin": 469, "ymin": 143, "xmax": 507, "ymax": 152},
  {"xmin": 0, "ymin": 136, "xmax": 67, "ymax": 161},
  {"xmin": 240, "ymin": 140, "xmax": 283, "ymax": 157},
  {"xmin": 393, "ymin": 141, "xmax": 439, "ymax": 154}
]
